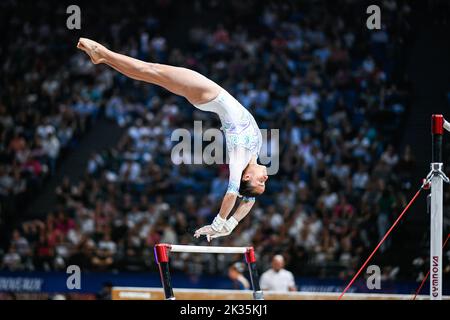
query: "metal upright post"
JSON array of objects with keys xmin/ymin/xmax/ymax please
[
  {"xmin": 430, "ymin": 115, "xmax": 444, "ymax": 300},
  {"xmin": 154, "ymin": 244, "xmax": 175, "ymax": 300},
  {"xmin": 245, "ymin": 247, "xmax": 264, "ymax": 300}
]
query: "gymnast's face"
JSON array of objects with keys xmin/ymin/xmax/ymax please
[{"xmin": 243, "ymin": 164, "xmax": 269, "ymax": 195}]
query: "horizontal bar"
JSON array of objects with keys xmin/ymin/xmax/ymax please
[{"xmin": 168, "ymin": 244, "xmax": 249, "ymax": 254}]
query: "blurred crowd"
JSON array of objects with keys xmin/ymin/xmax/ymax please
[
  {"xmin": 1, "ymin": 0, "xmax": 448, "ymax": 285},
  {"xmin": 0, "ymin": 0, "xmax": 105, "ymax": 233}
]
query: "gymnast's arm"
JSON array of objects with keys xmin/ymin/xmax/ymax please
[
  {"xmin": 194, "ymin": 149, "xmax": 248, "ymax": 236},
  {"xmin": 208, "ymin": 149, "xmax": 252, "ymax": 232},
  {"xmin": 205, "ymin": 197, "xmax": 255, "ymax": 240},
  {"xmin": 231, "ymin": 197, "xmax": 255, "ymax": 223},
  {"xmin": 208, "ymin": 179, "xmax": 240, "ymax": 231},
  {"xmin": 217, "ymin": 192, "xmax": 238, "ymax": 220},
  {"xmin": 216, "ymin": 147, "xmax": 249, "ymax": 221},
  {"xmin": 193, "ymin": 191, "xmax": 238, "ymax": 237}
]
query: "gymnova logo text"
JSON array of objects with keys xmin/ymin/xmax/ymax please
[{"xmin": 170, "ymin": 121, "xmax": 279, "ymax": 175}]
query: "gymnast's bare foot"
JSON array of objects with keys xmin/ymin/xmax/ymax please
[{"xmin": 77, "ymin": 38, "xmax": 107, "ymax": 64}]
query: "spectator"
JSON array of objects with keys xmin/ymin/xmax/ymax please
[
  {"xmin": 42, "ymin": 131, "xmax": 60, "ymax": 175},
  {"xmin": 228, "ymin": 262, "xmax": 250, "ymax": 290},
  {"xmin": 2, "ymin": 245, "xmax": 22, "ymax": 271},
  {"xmin": 260, "ymin": 255, "xmax": 297, "ymax": 292},
  {"xmin": 97, "ymin": 282, "xmax": 113, "ymax": 300}
]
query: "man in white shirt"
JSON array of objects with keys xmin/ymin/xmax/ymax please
[{"xmin": 260, "ymin": 255, "xmax": 297, "ymax": 292}]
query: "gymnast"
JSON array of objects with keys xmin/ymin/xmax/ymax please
[{"xmin": 76, "ymin": 38, "xmax": 268, "ymax": 241}]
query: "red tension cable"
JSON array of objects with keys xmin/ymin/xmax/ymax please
[{"xmin": 338, "ymin": 187, "xmax": 424, "ymax": 300}]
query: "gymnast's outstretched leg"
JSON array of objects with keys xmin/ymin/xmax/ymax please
[
  {"xmin": 77, "ymin": 37, "xmax": 267, "ymax": 242},
  {"xmin": 77, "ymin": 37, "xmax": 220, "ymax": 105}
]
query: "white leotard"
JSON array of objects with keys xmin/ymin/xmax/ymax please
[{"xmin": 193, "ymin": 89, "xmax": 262, "ymax": 198}]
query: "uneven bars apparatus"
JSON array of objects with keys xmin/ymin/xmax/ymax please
[
  {"xmin": 336, "ymin": 115, "xmax": 450, "ymax": 300},
  {"xmin": 429, "ymin": 115, "xmax": 450, "ymax": 300},
  {"xmin": 154, "ymin": 244, "xmax": 264, "ymax": 300}
]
